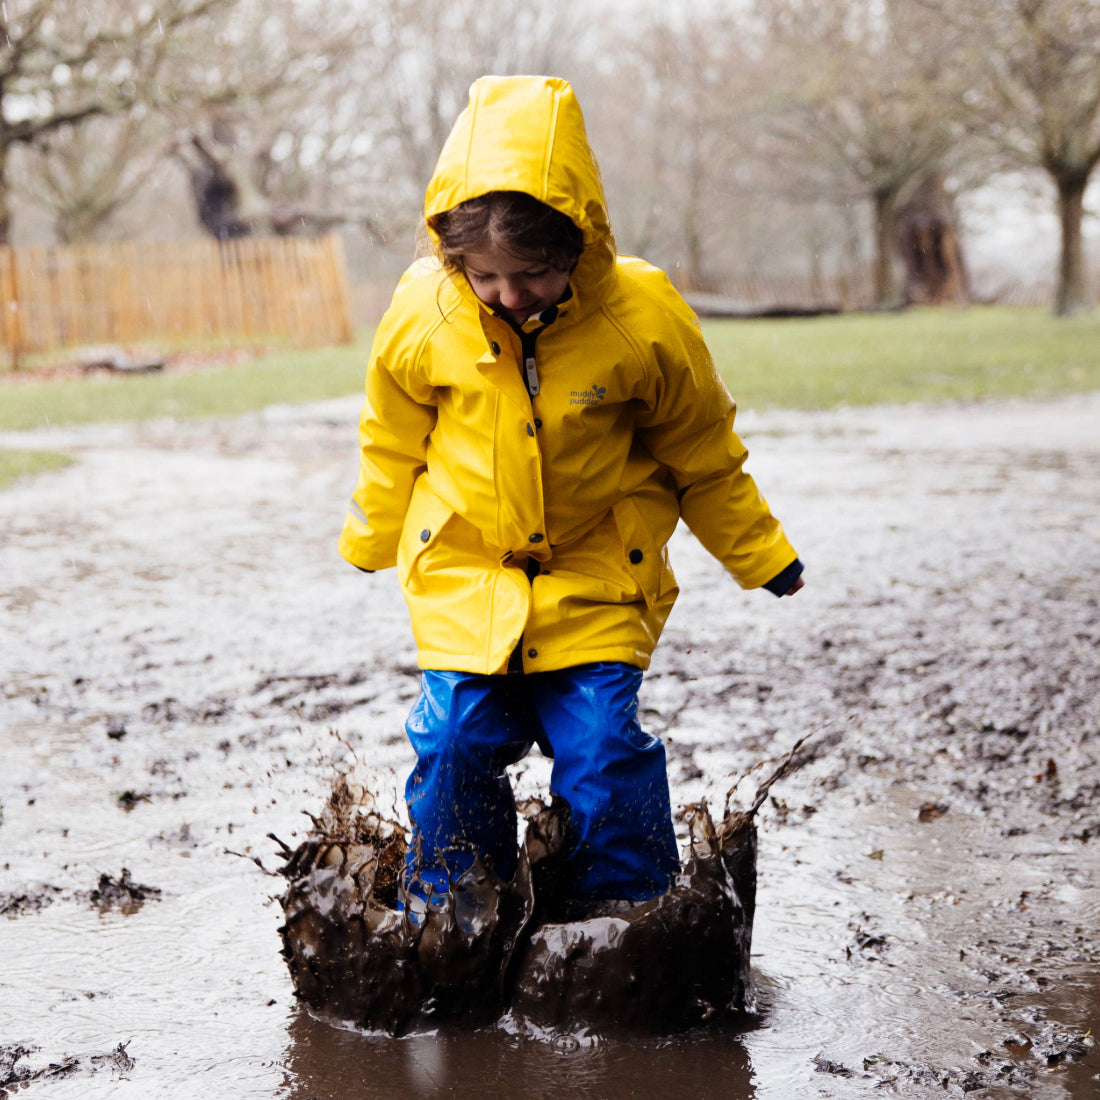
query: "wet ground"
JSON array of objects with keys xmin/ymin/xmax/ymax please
[{"xmin": 1, "ymin": 390, "xmax": 1098, "ymax": 1098}]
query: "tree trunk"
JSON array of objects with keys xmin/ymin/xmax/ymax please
[
  {"xmin": 683, "ymin": 208, "xmax": 705, "ymax": 293},
  {"xmin": 872, "ymin": 185, "xmax": 900, "ymax": 307},
  {"xmin": 681, "ymin": 132, "xmax": 706, "ymax": 292},
  {"xmin": 0, "ymin": 143, "xmax": 20, "ymax": 370},
  {"xmin": 0, "ymin": 144, "xmax": 11, "ymax": 249},
  {"xmin": 1055, "ymin": 171, "xmax": 1091, "ymax": 316},
  {"xmin": 896, "ymin": 171, "xmax": 971, "ymax": 307}
]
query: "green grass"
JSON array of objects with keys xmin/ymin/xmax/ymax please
[
  {"xmin": 704, "ymin": 306, "xmax": 1100, "ymax": 409},
  {"xmin": 0, "ymin": 448, "xmax": 75, "ymax": 488},
  {"xmin": 0, "ymin": 331, "xmax": 373, "ymax": 432},
  {"xmin": 0, "ymin": 309, "xmax": 1097, "ymax": 439}
]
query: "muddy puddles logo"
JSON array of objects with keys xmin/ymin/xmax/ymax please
[{"xmin": 570, "ymin": 384, "xmax": 606, "ymax": 406}]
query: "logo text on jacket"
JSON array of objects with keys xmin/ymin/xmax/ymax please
[{"xmin": 569, "ymin": 384, "xmax": 607, "ymax": 406}]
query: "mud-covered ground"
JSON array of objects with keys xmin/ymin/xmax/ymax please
[{"xmin": 2, "ymin": 390, "xmax": 1098, "ymax": 1098}]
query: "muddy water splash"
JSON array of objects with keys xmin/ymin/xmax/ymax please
[
  {"xmin": 276, "ymin": 780, "xmax": 759, "ymax": 1036},
  {"xmin": 513, "ymin": 801, "xmax": 756, "ymax": 1033},
  {"xmin": 277, "ymin": 779, "xmax": 532, "ymax": 1034}
]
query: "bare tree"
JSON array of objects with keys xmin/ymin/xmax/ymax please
[
  {"xmin": 144, "ymin": 0, "xmax": 587, "ymax": 247},
  {"xmin": 590, "ymin": 9, "xmax": 757, "ymax": 291},
  {"xmin": 754, "ymin": 0, "xmax": 961, "ymax": 306},
  {"xmin": 912, "ymin": 0, "xmax": 1100, "ymax": 314},
  {"xmin": 13, "ymin": 110, "xmax": 172, "ymax": 244},
  {"xmin": 346, "ymin": 0, "xmax": 589, "ymax": 240},
  {"xmin": 0, "ymin": 0, "xmax": 231, "ymax": 246},
  {"xmin": 895, "ymin": 170, "xmax": 971, "ymax": 304},
  {"xmin": 8, "ymin": 0, "xmax": 593, "ymax": 254},
  {"xmin": 10, "ymin": 0, "xmax": 367, "ymax": 242},
  {"xmin": 160, "ymin": 0, "xmax": 377, "ymax": 239}
]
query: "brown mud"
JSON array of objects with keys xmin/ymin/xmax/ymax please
[
  {"xmin": 276, "ymin": 779, "xmax": 531, "ymax": 1036},
  {"xmin": 511, "ymin": 800, "xmax": 758, "ymax": 1035},
  {"xmin": 277, "ymin": 783, "xmax": 759, "ymax": 1037},
  {"xmin": 2, "ymin": 393, "xmax": 1099, "ymax": 1097}
]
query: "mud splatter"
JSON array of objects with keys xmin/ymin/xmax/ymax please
[
  {"xmin": 276, "ymin": 779, "xmax": 531, "ymax": 1035},
  {"xmin": 0, "ymin": 1041, "xmax": 134, "ymax": 1094},
  {"xmin": 277, "ymin": 764, "xmax": 781, "ymax": 1036},
  {"xmin": 82, "ymin": 869, "xmax": 162, "ymax": 915},
  {"xmin": 0, "ymin": 884, "xmax": 62, "ymax": 918},
  {"xmin": 511, "ymin": 801, "xmax": 757, "ymax": 1034}
]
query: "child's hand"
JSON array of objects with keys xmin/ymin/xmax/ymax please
[{"xmin": 783, "ymin": 577, "xmax": 804, "ymax": 596}]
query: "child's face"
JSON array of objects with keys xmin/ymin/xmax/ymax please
[{"xmin": 462, "ymin": 246, "xmax": 571, "ymax": 325}]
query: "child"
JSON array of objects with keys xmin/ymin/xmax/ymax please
[{"xmin": 338, "ymin": 75, "xmax": 803, "ymax": 917}]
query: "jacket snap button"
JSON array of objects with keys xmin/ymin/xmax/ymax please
[
  {"xmin": 526, "ymin": 423, "xmax": 535, "ymax": 437},
  {"xmin": 527, "ymin": 648, "xmax": 538, "ymax": 658},
  {"xmin": 629, "ymin": 548, "xmax": 643, "ymax": 564},
  {"xmin": 420, "ymin": 529, "xmax": 431, "ymax": 542},
  {"xmin": 528, "ymin": 533, "xmax": 544, "ymax": 543},
  {"xmin": 491, "ymin": 341, "xmax": 501, "ymax": 354},
  {"xmin": 534, "ymin": 418, "xmax": 542, "ymax": 429}
]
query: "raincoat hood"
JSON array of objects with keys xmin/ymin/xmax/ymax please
[{"xmin": 424, "ymin": 75, "xmax": 616, "ymax": 299}]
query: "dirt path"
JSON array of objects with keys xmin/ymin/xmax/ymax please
[{"xmin": 2, "ymin": 393, "xmax": 1098, "ymax": 1098}]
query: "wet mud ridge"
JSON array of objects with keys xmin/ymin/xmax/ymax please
[
  {"xmin": 277, "ymin": 778, "xmax": 761, "ymax": 1036},
  {"xmin": 0, "ymin": 868, "xmax": 160, "ymax": 920},
  {"xmin": 1, "ymin": 1041, "xmax": 135, "ymax": 1095}
]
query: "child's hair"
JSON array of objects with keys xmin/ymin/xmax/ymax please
[{"xmin": 427, "ymin": 191, "xmax": 585, "ymax": 275}]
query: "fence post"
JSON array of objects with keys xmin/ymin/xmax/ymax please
[
  {"xmin": 3, "ymin": 246, "xmax": 24, "ymax": 371},
  {"xmin": 325, "ymin": 234, "xmax": 354, "ymax": 343}
]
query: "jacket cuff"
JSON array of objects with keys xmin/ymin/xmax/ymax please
[{"xmin": 762, "ymin": 558, "xmax": 803, "ymax": 596}]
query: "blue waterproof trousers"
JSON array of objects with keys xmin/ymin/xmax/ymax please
[{"xmin": 403, "ymin": 662, "xmax": 679, "ymax": 903}]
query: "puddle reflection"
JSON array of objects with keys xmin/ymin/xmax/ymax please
[{"xmin": 280, "ymin": 1007, "xmax": 757, "ymax": 1100}]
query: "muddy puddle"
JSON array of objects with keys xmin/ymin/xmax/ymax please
[{"xmin": 2, "ymin": 394, "xmax": 1099, "ymax": 1097}]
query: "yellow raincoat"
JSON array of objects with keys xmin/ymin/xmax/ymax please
[{"xmin": 339, "ymin": 75, "xmax": 798, "ymax": 675}]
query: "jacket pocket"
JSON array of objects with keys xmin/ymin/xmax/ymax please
[
  {"xmin": 611, "ymin": 496, "xmax": 677, "ymax": 609},
  {"xmin": 396, "ymin": 482, "xmax": 458, "ymax": 594}
]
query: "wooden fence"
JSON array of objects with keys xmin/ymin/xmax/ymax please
[{"xmin": 0, "ymin": 234, "xmax": 353, "ymax": 361}]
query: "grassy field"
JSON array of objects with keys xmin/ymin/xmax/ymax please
[
  {"xmin": 0, "ymin": 333, "xmax": 373, "ymax": 433},
  {"xmin": 706, "ymin": 306, "xmax": 1100, "ymax": 409},
  {"xmin": 0, "ymin": 448, "xmax": 75, "ymax": 489},
  {"xmin": 0, "ymin": 308, "xmax": 1097, "ymax": 439}
]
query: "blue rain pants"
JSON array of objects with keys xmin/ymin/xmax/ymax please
[{"xmin": 403, "ymin": 662, "xmax": 679, "ymax": 903}]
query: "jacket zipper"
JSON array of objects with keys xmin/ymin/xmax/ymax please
[
  {"xmin": 494, "ymin": 297, "xmax": 564, "ymax": 397},
  {"xmin": 503, "ymin": 312, "xmax": 558, "ymax": 670},
  {"xmin": 508, "ymin": 304, "xmax": 559, "ymax": 397},
  {"xmin": 519, "ymin": 329, "xmax": 540, "ymax": 396}
]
